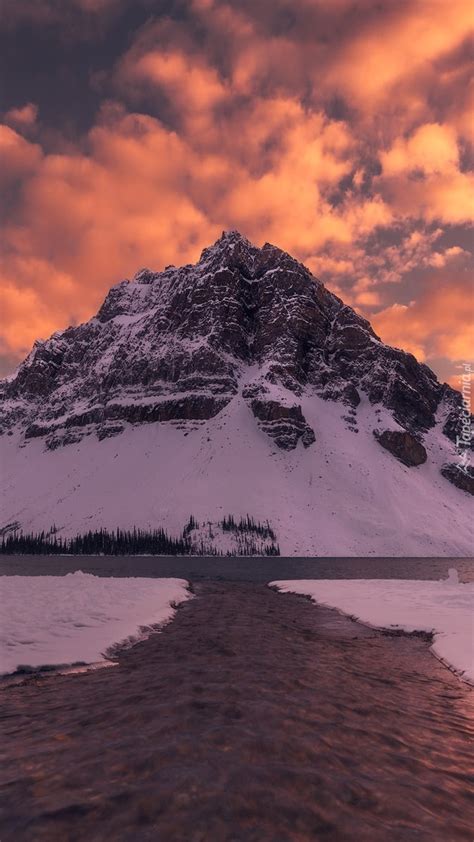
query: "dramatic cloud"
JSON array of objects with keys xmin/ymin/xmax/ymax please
[
  {"xmin": 0, "ymin": 0, "xmax": 472, "ymax": 385},
  {"xmin": 4, "ymin": 102, "xmax": 38, "ymax": 130},
  {"xmin": 372, "ymin": 277, "xmax": 473, "ymax": 369},
  {"xmin": 0, "ymin": 125, "xmax": 42, "ymax": 188}
]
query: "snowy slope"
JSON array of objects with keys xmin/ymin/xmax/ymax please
[
  {"xmin": 0, "ymin": 231, "xmax": 472, "ymax": 556},
  {"xmin": 0, "ymin": 383, "xmax": 471, "ymax": 556}
]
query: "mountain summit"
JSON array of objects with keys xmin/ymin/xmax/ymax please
[{"xmin": 0, "ymin": 231, "xmax": 471, "ymax": 555}]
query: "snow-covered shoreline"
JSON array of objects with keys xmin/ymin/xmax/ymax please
[
  {"xmin": 2, "ymin": 571, "xmax": 472, "ymax": 683},
  {"xmin": 0, "ymin": 572, "xmax": 190, "ymax": 676},
  {"xmin": 271, "ymin": 573, "xmax": 474, "ymax": 683}
]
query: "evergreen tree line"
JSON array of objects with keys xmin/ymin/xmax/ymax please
[
  {"xmin": 0, "ymin": 527, "xmax": 191, "ymax": 556},
  {"xmin": 0, "ymin": 519, "xmax": 280, "ymax": 556},
  {"xmin": 220, "ymin": 514, "xmax": 277, "ymax": 541},
  {"xmin": 191, "ymin": 536, "xmax": 280, "ymax": 557}
]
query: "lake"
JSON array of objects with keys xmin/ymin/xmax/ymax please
[{"xmin": 1, "ymin": 554, "xmax": 473, "ymax": 581}]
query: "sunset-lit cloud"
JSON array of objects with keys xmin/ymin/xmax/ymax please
[
  {"xmin": 0, "ymin": 0, "xmax": 473, "ymax": 386},
  {"xmin": 0, "ymin": 261, "xmax": 74, "ymax": 359},
  {"xmin": 372, "ymin": 279, "xmax": 474, "ymax": 366},
  {"xmin": 381, "ymin": 124, "xmax": 460, "ymax": 177},
  {"xmin": 0, "ymin": 125, "xmax": 42, "ymax": 187},
  {"xmin": 4, "ymin": 102, "xmax": 38, "ymax": 130}
]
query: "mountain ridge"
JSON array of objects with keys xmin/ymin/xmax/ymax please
[
  {"xmin": 0, "ymin": 231, "xmax": 472, "ymax": 555},
  {"xmin": 0, "ymin": 230, "xmax": 466, "ymax": 446}
]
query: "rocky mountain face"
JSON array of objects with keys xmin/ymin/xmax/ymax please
[{"xmin": 1, "ymin": 231, "xmax": 470, "ymax": 495}]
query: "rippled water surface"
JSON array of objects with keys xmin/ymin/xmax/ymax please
[{"xmin": 1, "ymin": 581, "xmax": 473, "ymax": 841}]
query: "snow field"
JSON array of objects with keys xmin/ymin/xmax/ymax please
[{"xmin": 1, "ymin": 384, "xmax": 472, "ymax": 557}]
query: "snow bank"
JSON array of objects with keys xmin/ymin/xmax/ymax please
[
  {"xmin": 271, "ymin": 574, "xmax": 474, "ymax": 683},
  {"xmin": 0, "ymin": 573, "xmax": 190, "ymax": 675}
]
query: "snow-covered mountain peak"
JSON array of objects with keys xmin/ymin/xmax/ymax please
[
  {"xmin": 0, "ymin": 232, "xmax": 472, "ymax": 555},
  {"xmin": 0, "ymin": 232, "xmax": 469, "ymax": 448},
  {"xmin": 197, "ymin": 229, "xmax": 305, "ymax": 284},
  {"xmin": 201, "ymin": 228, "xmax": 253, "ymax": 255},
  {"xmin": 131, "ymin": 267, "xmax": 159, "ymax": 285}
]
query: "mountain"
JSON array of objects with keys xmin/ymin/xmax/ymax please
[{"xmin": 0, "ymin": 231, "xmax": 472, "ymax": 556}]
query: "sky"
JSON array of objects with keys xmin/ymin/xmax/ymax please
[{"xmin": 0, "ymin": 0, "xmax": 472, "ymax": 387}]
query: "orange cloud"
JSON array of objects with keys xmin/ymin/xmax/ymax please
[
  {"xmin": 372, "ymin": 281, "xmax": 474, "ymax": 370},
  {"xmin": 380, "ymin": 169, "xmax": 474, "ymax": 226},
  {"xmin": 0, "ymin": 259, "xmax": 75, "ymax": 357},
  {"xmin": 131, "ymin": 50, "xmax": 228, "ymax": 113},
  {"xmin": 323, "ymin": 0, "xmax": 474, "ymax": 109},
  {"xmin": 377, "ymin": 121, "xmax": 474, "ymax": 227},
  {"xmin": 4, "ymin": 102, "xmax": 38, "ymax": 129},
  {"xmin": 0, "ymin": 0, "xmax": 472, "ymax": 388},
  {"xmin": 381, "ymin": 124, "xmax": 459, "ymax": 177},
  {"xmin": 0, "ymin": 112, "xmax": 220, "ymax": 361},
  {"xmin": 0, "ymin": 125, "xmax": 42, "ymax": 187}
]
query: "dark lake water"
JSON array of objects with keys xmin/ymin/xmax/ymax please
[{"xmin": 1, "ymin": 554, "xmax": 473, "ymax": 582}]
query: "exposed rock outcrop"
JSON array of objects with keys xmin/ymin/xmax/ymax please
[
  {"xmin": 250, "ymin": 399, "xmax": 315, "ymax": 450},
  {"xmin": 441, "ymin": 385, "xmax": 473, "ymax": 448},
  {"xmin": 24, "ymin": 395, "xmax": 229, "ymax": 450},
  {"xmin": 440, "ymin": 464, "xmax": 474, "ymax": 495},
  {"xmin": 374, "ymin": 430, "xmax": 427, "ymax": 467}
]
